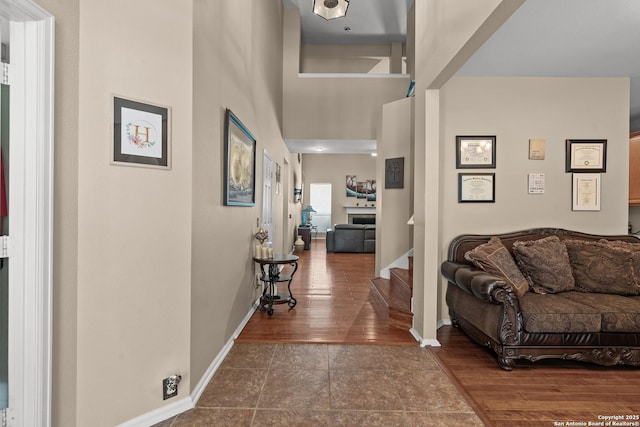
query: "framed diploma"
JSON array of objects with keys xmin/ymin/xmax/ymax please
[
  {"xmin": 458, "ymin": 173, "xmax": 495, "ymax": 203},
  {"xmin": 456, "ymin": 136, "xmax": 496, "ymax": 169},
  {"xmin": 572, "ymin": 173, "xmax": 600, "ymax": 211},
  {"xmin": 566, "ymin": 139, "xmax": 606, "ymax": 172}
]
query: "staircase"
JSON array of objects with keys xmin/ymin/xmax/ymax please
[{"xmin": 369, "ymin": 256, "xmax": 413, "ymax": 330}]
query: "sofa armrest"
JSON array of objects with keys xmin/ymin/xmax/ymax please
[
  {"xmin": 441, "ymin": 261, "xmax": 523, "ymax": 345},
  {"xmin": 442, "ymin": 262, "xmax": 512, "ymax": 303},
  {"xmin": 326, "ymin": 229, "xmax": 335, "ymax": 252}
]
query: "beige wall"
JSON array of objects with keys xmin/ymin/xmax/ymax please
[
  {"xmin": 74, "ymin": 0, "xmax": 194, "ymax": 425},
  {"xmin": 190, "ymin": 0, "xmax": 291, "ymax": 388},
  {"xmin": 283, "ymin": 9, "xmax": 409, "ymax": 141},
  {"xmin": 377, "ymin": 98, "xmax": 413, "ymax": 273},
  {"xmin": 438, "ymin": 76, "xmax": 630, "ymax": 319},
  {"xmin": 301, "ymin": 154, "xmax": 376, "ymax": 230},
  {"xmin": 44, "ymin": 0, "xmax": 292, "ymax": 424},
  {"xmin": 301, "ymin": 44, "xmax": 404, "ymax": 74},
  {"xmin": 411, "ymin": 0, "xmax": 525, "ymax": 342}
]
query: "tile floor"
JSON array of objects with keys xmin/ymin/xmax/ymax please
[{"xmin": 156, "ymin": 343, "xmax": 483, "ymax": 426}]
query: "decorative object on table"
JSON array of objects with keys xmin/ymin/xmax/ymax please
[
  {"xmin": 112, "ymin": 96, "xmax": 170, "ymax": 169},
  {"xmin": 301, "ymin": 205, "xmax": 317, "ymax": 226},
  {"xmin": 254, "ymin": 226, "xmax": 272, "ymax": 258},
  {"xmin": 456, "ymin": 135, "xmax": 496, "ymax": 169},
  {"xmin": 385, "ymin": 157, "xmax": 404, "ymax": 189},
  {"xmin": 458, "ymin": 173, "xmax": 495, "ymax": 203},
  {"xmin": 254, "ymin": 226, "xmax": 269, "ymax": 245},
  {"xmin": 313, "ymin": 0, "xmax": 349, "ymax": 20},
  {"xmin": 572, "ymin": 173, "xmax": 601, "ymax": 211},
  {"xmin": 294, "ymin": 235, "xmax": 305, "ymax": 252},
  {"xmin": 565, "ymin": 139, "xmax": 607, "ymax": 173},
  {"xmin": 224, "ymin": 108, "xmax": 256, "ymax": 206}
]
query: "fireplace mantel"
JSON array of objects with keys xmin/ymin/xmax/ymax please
[{"xmin": 344, "ymin": 206, "xmax": 376, "ymax": 224}]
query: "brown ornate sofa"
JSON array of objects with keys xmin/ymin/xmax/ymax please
[{"xmin": 441, "ymin": 228, "xmax": 640, "ymax": 370}]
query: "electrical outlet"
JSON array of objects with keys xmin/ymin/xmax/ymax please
[
  {"xmin": 255, "ymin": 273, "xmax": 262, "ymax": 288},
  {"xmin": 162, "ymin": 374, "xmax": 182, "ymax": 400}
]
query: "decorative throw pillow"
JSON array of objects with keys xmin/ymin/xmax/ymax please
[
  {"xmin": 512, "ymin": 236, "xmax": 575, "ymax": 294},
  {"xmin": 564, "ymin": 239, "xmax": 640, "ymax": 295},
  {"xmin": 464, "ymin": 236, "xmax": 529, "ymax": 297},
  {"xmin": 598, "ymin": 239, "xmax": 640, "ymax": 296}
]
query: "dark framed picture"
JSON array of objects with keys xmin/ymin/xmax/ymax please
[
  {"xmin": 385, "ymin": 157, "xmax": 404, "ymax": 189},
  {"xmin": 224, "ymin": 109, "xmax": 256, "ymax": 206},
  {"xmin": 458, "ymin": 173, "xmax": 495, "ymax": 203},
  {"xmin": 112, "ymin": 96, "xmax": 170, "ymax": 169},
  {"xmin": 565, "ymin": 139, "xmax": 607, "ymax": 172},
  {"xmin": 456, "ymin": 136, "xmax": 496, "ymax": 169}
]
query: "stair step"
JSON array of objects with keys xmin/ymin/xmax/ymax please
[
  {"xmin": 368, "ymin": 278, "xmax": 390, "ymax": 318},
  {"xmin": 369, "ymin": 277, "xmax": 412, "ymax": 330},
  {"xmin": 369, "ymin": 277, "xmax": 411, "ymax": 315},
  {"xmin": 389, "ymin": 267, "xmax": 412, "ymax": 305},
  {"xmin": 388, "ymin": 308, "xmax": 413, "ymax": 330}
]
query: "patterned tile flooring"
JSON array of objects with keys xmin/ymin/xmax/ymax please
[{"xmin": 155, "ymin": 343, "xmax": 483, "ymax": 426}]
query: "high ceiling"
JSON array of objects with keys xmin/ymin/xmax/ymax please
[
  {"xmin": 284, "ymin": 0, "xmax": 640, "ymax": 153},
  {"xmin": 283, "ymin": 0, "xmax": 413, "ymax": 45}
]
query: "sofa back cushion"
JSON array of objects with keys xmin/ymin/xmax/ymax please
[
  {"xmin": 564, "ymin": 239, "xmax": 640, "ymax": 295},
  {"xmin": 512, "ymin": 236, "xmax": 575, "ymax": 294},
  {"xmin": 464, "ymin": 236, "xmax": 529, "ymax": 297}
]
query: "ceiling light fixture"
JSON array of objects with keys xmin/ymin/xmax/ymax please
[{"xmin": 313, "ymin": 0, "xmax": 349, "ymax": 20}]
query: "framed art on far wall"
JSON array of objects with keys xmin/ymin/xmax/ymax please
[
  {"xmin": 458, "ymin": 173, "xmax": 495, "ymax": 203},
  {"xmin": 224, "ymin": 108, "xmax": 256, "ymax": 206},
  {"xmin": 456, "ymin": 135, "xmax": 496, "ymax": 169},
  {"xmin": 565, "ymin": 139, "xmax": 607, "ymax": 172},
  {"xmin": 572, "ymin": 173, "xmax": 600, "ymax": 211},
  {"xmin": 112, "ymin": 96, "xmax": 171, "ymax": 169}
]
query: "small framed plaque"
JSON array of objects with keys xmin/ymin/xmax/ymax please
[
  {"xmin": 528, "ymin": 173, "xmax": 545, "ymax": 194},
  {"xmin": 456, "ymin": 136, "xmax": 496, "ymax": 169},
  {"xmin": 385, "ymin": 157, "xmax": 404, "ymax": 189},
  {"xmin": 529, "ymin": 139, "xmax": 546, "ymax": 160},
  {"xmin": 566, "ymin": 139, "xmax": 607, "ymax": 172},
  {"xmin": 458, "ymin": 173, "xmax": 495, "ymax": 203}
]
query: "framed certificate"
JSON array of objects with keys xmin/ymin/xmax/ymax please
[
  {"xmin": 572, "ymin": 173, "xmax": 600, "ymax": 211},
  {"xmin": 456, "ymin": 136, "xmax": 496, "ymax": 168},
  {"xmin": 566, "ymin": 139, "xmax": 606, "ymax": 172},
  {"xmin": 458, "ymin": 173, "xmax": 495, "ymax": 203}
]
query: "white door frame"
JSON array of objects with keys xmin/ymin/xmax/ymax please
[
  {"xmin": 262, "ymin": 150, "xmax": 273, "ymax": 246},
  {"xmin": 2, "ymin": 1, "xmax": 54, "ymax": 426}
]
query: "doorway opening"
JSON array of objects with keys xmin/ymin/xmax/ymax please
[{"xmin": 309, "ymin": 183, "xmax": 331, "ymax": 237}]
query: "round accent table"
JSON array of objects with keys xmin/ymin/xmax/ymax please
[{"xmin": 253, "ymin": 254, "xmax": 299, "ymax": 316}]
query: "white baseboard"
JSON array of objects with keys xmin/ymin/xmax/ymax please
[
  {"xmin": 437, "ymin": 319, "xmax": 452, "ymax": 328},
  {"xmin": 410, "ymin": 328, "xmax": 442, "ymax": 348},
  {"xmin": 116, "ymin": 397, "xmax": 192, "ymax": 427},
  {"xmin": 116, "ymin": 303, "xmax": 258, "ymax": 427}
]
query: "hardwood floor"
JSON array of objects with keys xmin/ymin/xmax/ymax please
[
  {"xmin": 237, "ymin": 240, "xmax": 640, "ymax": 426},
  {"xmin": 236, "ymin": 239, "xmax": 416, "ymax": 345},
  {"xmin": 433, "ymin": 325, "xmax": 640, "ymax": 426}
]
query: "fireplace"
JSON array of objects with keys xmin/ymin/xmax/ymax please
[
  {"xmin": 349, "ymin": 215, "xmax": 375, "ymax": 225},
  {"xmin": 344, "ymin": 206, "xmax": 376, "ymax": 224}
]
